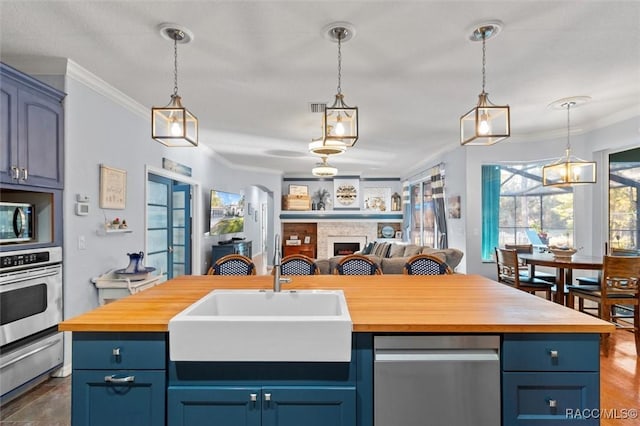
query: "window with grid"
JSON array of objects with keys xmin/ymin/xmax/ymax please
[{"xmin": 481, "ymin": 163, "xmax": 574, "ymax": 261}]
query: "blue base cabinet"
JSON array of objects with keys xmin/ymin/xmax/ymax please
[
  {"xmin": 71, "ymin": 333, "xmax": 166, "ymax": 426},
  {"xmin": 502, "ymin": 333, "xmax": 600, "ymax": 425},
  {"xmin": 72, "ymin": 370, "xmax": 166, "ymax": 426},
  {"xmin": 168, "ymin": 386, "xmax": 355, "ymax": 426}
]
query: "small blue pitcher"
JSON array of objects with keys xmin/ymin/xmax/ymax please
[{"xmin": 124, "ymin": 251, "xmax": 145, "ymax": 273}]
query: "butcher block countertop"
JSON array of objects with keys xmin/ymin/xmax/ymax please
[{"xmin": 59, "ymin": 274, "xmax": 614, "ymax": 334}]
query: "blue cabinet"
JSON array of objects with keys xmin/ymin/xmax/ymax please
[
  {"xmin": 502, "ymin": 334, "xmax": 600, "ymax": 425},
  {"xmin": 0, "ymin": 62, "xmax": 65, "ymax": 189},
  {"xmin": 168, "ymin": 386, "xmax": 355, "ymax": 426},
  {"xmin": 71, "ymin": 333, "xmax": 166, "ymax": 426}
]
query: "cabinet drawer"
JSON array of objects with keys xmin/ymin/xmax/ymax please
[
  {"xmin": 73, "ymin": 332, "xmax": 166, "ymax": 370},
  {"xmin": 503, "ymin": 372, "xmax": 599, "ymax": 424},
  {"xmin": 502, "ymin": 334, "xmax": 599, "ymax": 372},
  {"xmin": 72, "ymin": 370, "xmax": 165, "ymax": 426}
]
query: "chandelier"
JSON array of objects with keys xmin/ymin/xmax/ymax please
[
  {"xmin": 542, "ymin": 97, "xmax": 596, "ymax": 186},
  {"xmin": 460, "ymin": 22, "xmax": 510, "ymax": 146},
  {"xmin": 152, "ymin": 24, "xmax": 198, "ymax": 147},
  {"xmin": 312, "ymin": 156, "xmax": 338, "ymax": 177}
]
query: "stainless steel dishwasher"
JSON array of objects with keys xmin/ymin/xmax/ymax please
[{"xmin": 374, "ymin": 335, "xmax": 500, "ymax": 426}]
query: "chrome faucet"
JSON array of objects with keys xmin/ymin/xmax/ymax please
[{"xmin": 273, "ymin": 234, "xmax": 291, "ymax": 292}]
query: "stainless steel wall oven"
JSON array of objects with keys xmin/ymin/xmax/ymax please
[{"xmin": 0, "ymin": 246, "xmax": 63, "ymax": 400}]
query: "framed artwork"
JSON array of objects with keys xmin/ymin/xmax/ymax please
[
  {"xmin": 448, "ymin": 195, "xmax": 461, "ymax": 219},
  {"xmin": 363, "ymin": 187, "xmax": 391, "ymax": 212},
  {"xmin": 395, "ymin": 231, "xmax": 403, "ymax": 239},
  {"xmin": 304, "ymin": 236, "xmax": 311, "ymax": 244},
  {"xmin": 99, "ymin": 164, "xmax": 126, "ymax": 209},
  {"xmin": 288, "ymin": 184, "xmax": 309, "ymax": 196},
  {"xmin": 333, "ymin": 178, "xmax": 360, "ymax": 209}
]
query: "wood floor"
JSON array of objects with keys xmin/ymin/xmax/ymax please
[
  {"xmin": 600, "ymin": 329, "xmax": 640, "ymax": 425},
  {"xmin": 0, "ymin": 329, "xmax": 638, "ymax": 425}
]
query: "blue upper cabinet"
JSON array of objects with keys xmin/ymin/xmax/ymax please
[{"xmin": 0, "ymin": 62, "xmax": 65, "ymax": 189}]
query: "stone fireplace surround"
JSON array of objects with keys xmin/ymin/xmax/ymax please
[{"xmin": 316, "ymin": 222, "xmax": 380, "ymax": 259}]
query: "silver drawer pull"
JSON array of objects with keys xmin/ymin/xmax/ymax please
[
  {"xmin": 548, "ymin": 399, "xmax": 557, "ymax": 408},
  {"xmin": 250, "ymin": 393, "xmax": 257, "ymax": 402},
  {"xmin": 104, "ymin": 375, "xmax": 135, "ymax": 383},
  {"xmin": 549, "ymin": 350, "xmax": 558, "ymax": 359},
  {"xmin": 112, "ymin": 347, "xmax": 121, "ymax": 356},
  {"xmin": 264, "ymin": 393, "xmax": 272, "ymax": 402}
]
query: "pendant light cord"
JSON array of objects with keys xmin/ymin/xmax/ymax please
[
  {"xmin": 481, "ymin": 30, "xmax": 487, "ymax": 94},
  {"xmin": 173, "ymin": 35, "xmax": 179, "ymax": 97},
  {"xmin": 336, "ymin": 29, "xmax": 343, "ymax": 95},
  {"xmin": 565, "ymin": 102, "xmax": 572, "ymax": 157}
]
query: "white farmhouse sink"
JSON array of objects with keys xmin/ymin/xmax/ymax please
[{"xmin": 168, "ymin": 289, "xmax": 352, "ymax": 362}]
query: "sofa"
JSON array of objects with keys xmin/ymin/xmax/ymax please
[{"xmin": 314, "ymin": 241, "xmax": 464, "ymax": 274}]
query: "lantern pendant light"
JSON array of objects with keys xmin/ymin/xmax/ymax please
[
  {"xmin": 460, "ymin": 22, "xmax": 510, "ymax": 146},
  {"xmin": 542, "ymin": 97, "xmax": 596, "ymax": 187},
  {"xmin": 152, "ymin": 24, "xmax": 198, "ymax": 147},
  {"xmin": 322, "ymin": 23, "xmax": 358, "ymax": 148}
]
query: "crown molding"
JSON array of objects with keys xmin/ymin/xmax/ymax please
[{"xmin": 66, "ymin": 59, "xmax": 149, "ymax": 120}]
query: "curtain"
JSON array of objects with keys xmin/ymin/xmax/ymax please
[
  {"xmin": 481, "ymin": 165, "xmax": 501, "ymax": 260},
  {"xmin": 430, "ymin": 165, "xmax": 448, "ymax": 249}
]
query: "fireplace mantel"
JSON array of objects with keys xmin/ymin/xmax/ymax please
[{"xmin": 280, "ymin": 211, "xmax": 402, "ymax": 221}]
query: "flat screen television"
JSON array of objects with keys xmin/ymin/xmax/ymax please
[{"xmin": 209, "ymin": 190, "xmax": 244, "ymax": 235}]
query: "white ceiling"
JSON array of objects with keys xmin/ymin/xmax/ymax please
[{"xmin": 1, "ymin": 1, "xmax": 639, "ymax": 177}]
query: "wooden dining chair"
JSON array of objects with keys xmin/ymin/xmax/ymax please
[
  {"xmin": 403, "ymin": 254, "xmax": 452, "ymax": 275},
  {"xmin": 207, "ymin": 254, "xmax": 256, "ymax": 275},
  {"xmin": 495, "ymin": 248, "xmax": 554, "ymax": 300},
  {"xmin": 504, "ymin": 243, "xmax": 556, "ymax": 283},
  {"xmin": 567, "ymin": 255, "xmax": 639, "ymax": 355},
  {"xmin": 276, "ymin": 254, "xmax": 319, "ymax": 276},
  {"xmin": 335, "ymin": 254, "xmax": 382, "ymax": 275}
]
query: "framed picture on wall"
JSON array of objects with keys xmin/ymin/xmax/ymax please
[
  {"xmin": 333, "ymin": 178, "xmax": 360, "ymax": 209},
  {"xmin": 363, "ymin": 187, "xmax": 391, "ymax": 212},
  {"xmin": 99, "ymin": 164, "xmax": 126, "ymax": 209},
  {"xmin": 288, "ymin": 184, "xmax": 309, "ymax": 195}
]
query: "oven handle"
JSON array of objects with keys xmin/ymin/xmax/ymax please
[
  {"xmin": 1, "ymin": 268, "xmax": 61, "ymax": 284},
  {"xmin": 0, "ymin": 338, "xmax": 61, "ymax": 370}
]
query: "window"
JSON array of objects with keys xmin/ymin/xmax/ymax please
[
  {"xmin": 481, "ymin": 163, "xmax": 574, "ymax": 261},
  {"xmin": 407, "ymin": 165, "xmax": 447, "ymax": 248},
  {"xmin": 609, "ymin": 147, "xmax": 640, "ymax": 251}
]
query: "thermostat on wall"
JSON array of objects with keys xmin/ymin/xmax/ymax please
[{"xmin": 75, "ymin": 202, "xmax": 89, "ymax": 216}]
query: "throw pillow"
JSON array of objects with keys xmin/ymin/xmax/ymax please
[
  {"xmin": 388, "ymin": 243, "xmax": 406, "ymax": 258},
  {"xmin": 373, "ymin": 242, "xmax": 391, "ymax": 257},
  {"xmin": 361, "ymin": 242, "xmax": 374, "ymax": 255},
  {"xmin": 403, "ymin": 244, "xmax": 421, "ymax": 257}
]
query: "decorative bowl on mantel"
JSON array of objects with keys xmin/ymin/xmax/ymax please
[{"xmin": 549, "ymin": 247, "xmax": 577, "ymax": 260}]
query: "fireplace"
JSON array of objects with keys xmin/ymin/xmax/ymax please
[
  {"xmin": 334, "ymin": 242, "xmax": 361, "ymax": 256},
  {"xmin": 327, "ymin": 235, "xmax": 368, "ymax": 257}
]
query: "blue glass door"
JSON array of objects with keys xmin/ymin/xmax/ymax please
[{"xmin": 147, "ymin": 174, "xmax": 192, "ymax": 279}]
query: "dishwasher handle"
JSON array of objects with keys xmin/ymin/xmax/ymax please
[{"xmin": 375, "ymin": 349, "xmax": 499, "ymax": 362}]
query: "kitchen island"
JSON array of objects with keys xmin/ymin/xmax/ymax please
[{"xmin": 59, "ymin": 274, "xmax": 614, "ymax": 426}]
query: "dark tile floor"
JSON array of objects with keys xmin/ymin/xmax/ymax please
[{"xmin": 0, "ymin": 376, "xmax": 70, "ymax": 425}]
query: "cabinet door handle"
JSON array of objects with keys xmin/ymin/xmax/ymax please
[
  {"xmin": 104, "ymin": 375, "xmax": 135, "ymax": 383},
  {"xmin": 548, "ymin": 399, "xmax": 557, "ymax": 408},
  {"xmin": 11, "ymin": 166, "xmax": 19, "ymax": 179},
  {"xmin": 549, "ymin": 350, "xmax": 559, "ymax": 359},
  {"xmin": 264, "ymin": 393, "xmax": 272, "ymax": 402}
]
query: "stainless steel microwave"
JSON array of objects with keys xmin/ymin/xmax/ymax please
[{"xmin": 0, "ymin": 202, "xmax": 35, "ymax": 243}]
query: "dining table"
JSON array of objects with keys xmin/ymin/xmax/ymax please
[{"xmin": 518, "ymin": 253, "xmax": 603, "ymax": 305}]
